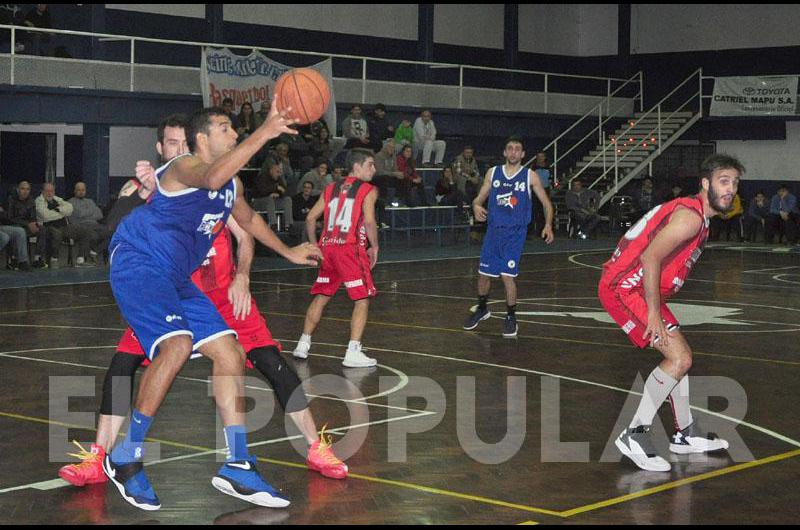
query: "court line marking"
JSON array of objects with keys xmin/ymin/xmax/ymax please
[
  {"xmin": 568, "ymin": 252, "xmax": 800, "ymax": 290},
  {"xmin": 0, "ymin": 247, "xmax": 615, "ymax": 292},
  {"xmin": 0, "ymin": 410, "xmax": 562, "ymax": 518},
  {"xmin": 772, "ymin": 274, "xmax": 800, "ymax": 286},
  {"xmin": 0, "ymin": 346, "xmax": 424, "ymax": 414},
  {"xmin": 743, "ymin": 265, "xmax": 800, "ymax": 274},
  {"xmin": 282, "ymin": 338, "xmax": 800, "ymax": 449},
  {"xmin": 2, "ymin": 408, "xmax": 797, "ymax": 521},
  {"xmin": 558, "ymin": 448, "xmax": 800, "ymax": 518}
]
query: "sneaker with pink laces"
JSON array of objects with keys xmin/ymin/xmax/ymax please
[
  {"xmin": 306, "ymin": 428, "xmax": 348, "ymax": 480},
  {"xmin": 59, "ymin": 441, "xmax": 108, "ymax": 486}
]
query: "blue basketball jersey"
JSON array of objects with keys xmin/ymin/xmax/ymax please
[
  {"xmin": 487, "ymin": 165, "xmax": 532, "ymax": 227},
  {"xmin": 111, "ymin": 155, "xmax": 237, "ymax": 279}
]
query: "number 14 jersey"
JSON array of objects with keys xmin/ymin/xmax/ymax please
[{"xmin": 320, "ymin": 177, "xmax": 375, "ymax": 247}]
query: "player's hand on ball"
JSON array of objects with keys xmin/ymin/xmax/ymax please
[
  {"xmin": 473, "ymin": 204, "xmax": 487, "ymax": 223},
  {"xmin": 541, "ymin": 224, "xmax": 555, "ymax": 244},
  {"xmin": 263, "ymin": 98, "xmax": 298, "ymax": 137}
]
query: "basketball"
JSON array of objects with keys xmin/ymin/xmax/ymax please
[{"xmin": 273, "ymin": 68, "xmax": 331, "ymax": 125}]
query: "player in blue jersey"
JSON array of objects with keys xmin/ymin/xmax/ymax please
[
  {"xmin": 105, "ymin": 102, "xmax": 322, "ymax": 511},
  {"xmin": 463, "ymin": 136, "xmax": 554, "ymax": 337}
]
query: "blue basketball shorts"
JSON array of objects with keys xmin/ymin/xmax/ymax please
[
  {"xmin": 479, "ymin": 224, "xmax": 527, "ymax": 278},
  {"xmin": 109, "ymin": 242, "xmax": 235, "ymax": 360}
]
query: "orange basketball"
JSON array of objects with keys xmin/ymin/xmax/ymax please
[{"xmin": 273, "ymin": 68, "xmax": 331, "ymax": 125}]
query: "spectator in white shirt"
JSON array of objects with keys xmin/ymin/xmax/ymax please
[{"xmin": 413, "ymin": 109, "xmax": 446, "ymax": 166}]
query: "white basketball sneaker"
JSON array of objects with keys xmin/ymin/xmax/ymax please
[
  {"xmin": 292, "ymin": 339, "xmax": 311, "ymax": 360},
  {"xmin": 342, "ymin": 343, "xmax": 377, "ymax": 368},
  {"xmin": 616, "ymin": 426, "xmax": 671, "ymax": 472},
  {"xmin": 669, "ymin": 421, "xmax": 730, "ymax": 454}
]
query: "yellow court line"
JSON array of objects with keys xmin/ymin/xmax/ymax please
[
  {"xmin": 0, "ymin": 410, "xmax": 561, "ymax": 518},
  {"xmin": 559, "ymin": 448, "xmax": 800, "ymax": 518},
  {"xmin": 266, "ymin": 311, "xmax": 800, "ymax": 368}
]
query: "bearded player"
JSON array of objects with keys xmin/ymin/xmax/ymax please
[{"xmin": 600, "ymin": 154, "xmax": 741, "ymax": 471}]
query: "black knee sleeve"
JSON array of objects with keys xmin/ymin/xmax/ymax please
[
  {"xmin": 247, "ymin": 347, "xmax": 308, "ymax": 413},
  {"xmin": 100, "ymin": 352, "xmax": 145, "ymax": 416}
]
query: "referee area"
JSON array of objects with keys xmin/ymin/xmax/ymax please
[{"xmin": 1, "ymin": 236, "xmax": 798, "ymax": 524}]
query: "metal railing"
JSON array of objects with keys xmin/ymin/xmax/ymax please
[
  {"xmin": 524, "ymin": 71, "xmax": 644, "ymax": 182},
  {"xmin": 572, "ymin": 68, "xmax": 704, "ymax": 205},
  {"xmin": 1, "ymin": 23, "xmax": 633, "ymax": 110}
]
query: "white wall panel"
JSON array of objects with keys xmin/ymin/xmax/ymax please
[
  {"xmin": 434, "ymin": 4, "xmax": 504, "ymax": 50},
  {"xmin": 105, "ymin": 4, "xmax": 206, "ymax": 19}
]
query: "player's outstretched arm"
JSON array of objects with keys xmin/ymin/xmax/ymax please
[
  {"xmin": 472, "ymin": 168, "xmax": 493, "ymax": 222},
  {"xmin": 363, "ymin": 188, "xmax": 380, "ymax": 269},
  {"xmin": 168, "ymin": 100, "xmax": 298, "ymax": 191},
  {"xmin": 230, "ymin": 177, "xmax": 322, "ymax": 266},
  {"xmin": 529, "ymin": 169, "xmax": 555, "ymax": 244},
  {"xmin": 639, "ymin": 207, "xmax": 703, "ymax": 348}
]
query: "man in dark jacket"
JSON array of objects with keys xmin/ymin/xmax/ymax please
[{"xmin": 6, "ymin": 181, "xmax": 47, "ymax": 268}]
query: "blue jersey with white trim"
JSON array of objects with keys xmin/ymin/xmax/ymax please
[
  {"xmin": 487, "ymin": 165, "xmax": 532, "ymax": 227},
  {"xmin": 111, "ymin": 154, "xmax": 237, "ymax": 279}
]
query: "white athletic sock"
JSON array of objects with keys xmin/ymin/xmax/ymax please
[
  {"xmin": 630, "ymin": 366, "xmax": 679, "ymax": 429},
  {"xmin": 668, "ymin": 376, "xmax": 694, "ymax": 431},
  {"xmin": 300, "ymin": 333, "xmax": 312, "ymax": 344},
  {"xmin": 347, "ymin": 340, "xmax": 361, "ymax": 352}
]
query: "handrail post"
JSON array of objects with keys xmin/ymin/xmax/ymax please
[
  {"xmin": 639, "ymin": 71, "xmax": 644, "ymax": 112},
  {"xmin": 459, "ymin": 66, "xmax": 464, "ymax": 109},
  {"xmin": 657, "ymin": 104, "xmax": 662, "ymax": 154},
  {"xmin": 553, "ymin": 142, "xmax": 558, "ymax": 184},
  {"xmin": 10, "ymin": 26, "xmax": 15, "ymax": 85},
  {"xmin": 544, "ymin": 74, "xmax": 548, "ymax": 114},
  {"xmin": 698, "ymin": 68, "xmax": 704, "ymax": 118},
  {"xmin": 606, "ymin": 78, "xmax": 611, "ymax": 117},
  {"xmin": 129, "ymin": 38, "xmax": 136, "ymax": 92},
  {"xmin": 361, "ymin": 58, "xmax": 367, "ymax": 104},
  {"xmin": 614, "ymin": 139, "xmax": 619, "ymax": 193}
]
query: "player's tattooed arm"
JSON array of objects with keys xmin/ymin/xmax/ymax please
[{"xmin": 472, "ymin": 168, "xmax": 493, "ymax": 222}]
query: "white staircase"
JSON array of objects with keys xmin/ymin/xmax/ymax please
[
  {"xmin": 565, "ymin": 69, "xmax": 705, "ymax": 208},
  {"xmin": 532, "ymin": 69, "xmax": 705, "ymax": 227}
]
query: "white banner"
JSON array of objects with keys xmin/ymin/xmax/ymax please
[
  {"xmin": 711, "ymin": 76, "xmax": 798, "ymax": 117},
  {"xmin": 201, "ymin": 47, "xmax": 336, "ymax": 134}
]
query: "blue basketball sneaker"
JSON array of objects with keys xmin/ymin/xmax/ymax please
[
  {"xmin": 102, "ymin": 454, "xmax": 161, "ymax": 511},
  {"xmin": 212, "ymin": 457, "xmax": 290, "ymax": 508}
]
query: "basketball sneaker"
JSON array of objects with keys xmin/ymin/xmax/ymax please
[
  {"xmin": 669, "ymin": 421, "xmax": 729, "ymax": 454},
  {"xmin": 503, "ymin": 314, "xmax": 518, "ymax": 338},
  {"xmin": 59, "ymin": 441, "xmax": 108, "ymax": 487},
  {"xmin": 212, "ymin": 457, "xmax": 290, "ymax": 508},
  {"xmin": 102, "ymin": 454, "xmax": 161, "ymax": 510},
  {"xmin": 307, "ymin": 427, "xmax": 348, "ymax": 479},
  {"xmin": 292, "ymin": 339, "xmax": 311, "ymax": 360},
  {"xmin": 342, "ymin": 343, "xmax": 377, "ymax": 368},
  {"xmin": 615, "ymin": 426, "xmax": 671, "ymax": 472},
  {"xmin": 463, "ymin": 307, "xmax": 491, "ymax": 331}
]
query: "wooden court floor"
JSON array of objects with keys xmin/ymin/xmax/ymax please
[{"xmin": 0, "ymin": 243, "xmax": 798, "ymax": 524}]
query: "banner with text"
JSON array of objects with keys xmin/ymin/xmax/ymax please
[
  {"xmin": 711, "ymin": 76, "xmax": 798, "ymax": 117},
  {"xmin": 201, "ymin": 47, "xmax": 336, "ymax": 134}
]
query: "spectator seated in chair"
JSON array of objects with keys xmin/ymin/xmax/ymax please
[{"xmin": 565, "ymin": 179, "xmax": 601, "ymax": 239}]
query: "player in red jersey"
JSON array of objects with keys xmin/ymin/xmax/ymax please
[
  {"xmin": 600, "ymin": 154, "xmax": 743, "ymax": 472},
  {"xmin": 292, "ymin": 149, "xmax": 380, "ymax": 368},
  {"xmin": 58, "ymin": 118, "xmax": 347, "ymax": 489}
]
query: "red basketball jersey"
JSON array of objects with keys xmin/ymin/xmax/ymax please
[
  {"xmin": 320, "ymin": 177, "xmax": 374, "ymax": 247},
  {"xmin": 601, "ymin": 195, "xmax": 709, "ymax": 299},
  {"xmin": 191, "ymin": 225, "xmax": 235, "ymax": 292}
]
